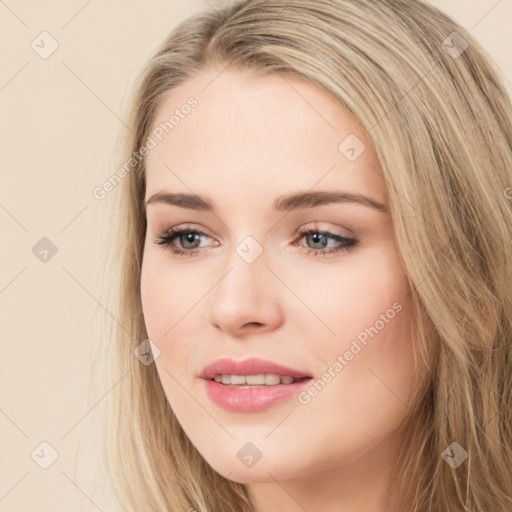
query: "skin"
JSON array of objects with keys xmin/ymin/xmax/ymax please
[{"xmin": 140, "ymin": 66, "xmax": 422, "ymax": 512}]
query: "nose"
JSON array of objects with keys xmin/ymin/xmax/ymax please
[{"xmin": 207, "ymin": 248, "xmax": 284, "ymax": 337}]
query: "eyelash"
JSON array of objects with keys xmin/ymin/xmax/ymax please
[{"xmin": 153, "ymin": 224, "xmax": 358, "ymax": 258}]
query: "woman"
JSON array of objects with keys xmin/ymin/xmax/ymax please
[{"xmin": 96, "ymin": 0, "xmax": 512, "ymax": 510}]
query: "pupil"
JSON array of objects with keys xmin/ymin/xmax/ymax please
[
  {"xmin": 309, "ymin": 233, "xmax": 327, "ymax": 249},
  {"xmin": 182, "ymin": 233, "xmax": 199, "ymax": 248}
]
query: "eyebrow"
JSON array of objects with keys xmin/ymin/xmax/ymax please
[{"xmin": 144, "ymin": 190, "xmax": 388, "ymax": 213}]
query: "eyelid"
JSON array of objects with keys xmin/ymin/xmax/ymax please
[
  {"xmin": 157, "ymin": 222, "xmax": 215, "ymax": 239},
  {"xmin": 295, "ymin": 221, "xmax": 352, "ymax": 237}
]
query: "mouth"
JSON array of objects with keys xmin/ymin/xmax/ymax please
[
  {"xmin": 200, "ymin": 358, "xmax": 313, "ymax": 411},
  {"xmin": 211, "ymin": 374, "xmax": 312, "ymax": 387}
]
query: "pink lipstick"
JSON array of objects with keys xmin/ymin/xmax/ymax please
[{"xmin": 200, "ymin": 357, "xmax": 313, "ymax": 412}]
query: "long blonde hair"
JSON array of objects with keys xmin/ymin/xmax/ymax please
[{"xmin": 94, "ymin": 1, "xmax": 512, "ymax": 510}]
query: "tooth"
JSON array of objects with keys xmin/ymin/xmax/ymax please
[
  {"xmin": 265, "ymin": 374, "xmax": 281, "ymax": 385},
  {"xmin": 213, "ymin": 374, "xmax": 298, "ymax": 386},
  {"xmin": 246, "ymin": 374, "xmax": 266, "ymax": 385}
]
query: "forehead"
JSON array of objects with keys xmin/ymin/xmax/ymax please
[{"xmin": 144, "ymin": 68, "xmax": 386, "ymax": 206}]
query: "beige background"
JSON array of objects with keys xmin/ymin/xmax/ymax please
[{"xmin": 1, "ymin": 1, "xmax": 511, "ymax": 510}]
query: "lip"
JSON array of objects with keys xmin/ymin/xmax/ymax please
[
  {"xmin": 200, "ymin": 357, "xmax": 313, "ymax": 412},
  {"xmin": 200, "ymin": 357, "xmax": 313, "ymax": 380}
]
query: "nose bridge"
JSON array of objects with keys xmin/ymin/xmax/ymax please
[{"xmin": 207, "ymin": 233, "xmax": 283, "ymax": 334}]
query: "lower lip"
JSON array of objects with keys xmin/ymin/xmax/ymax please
[{"xmin": 203, "ymin": 378, "xmax": 312, "ymax": 412}]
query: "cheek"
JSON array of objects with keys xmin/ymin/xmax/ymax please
[
  {"xmin": 140, "ymin": 251, "xmax": 200, "ymax": 418},
  {"xmin": 140, "ymin": 247, "xmax": 209, "ymax": 378},
  {"xmin": 140, "ymin": 247, "xmax": 198, "ymax": 338},
  {"xmin": 287, "ymin": 244, "xmax": 411, "ymax": 346},
  {"xmin": 291, "ymin": 295, "xmax": 416, "ymax": 469},
  {"xmin": 292, "ymin": 246, "xmax": 416, "ymax": 420}
]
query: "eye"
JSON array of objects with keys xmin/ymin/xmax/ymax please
[
  {"xmin": 293, "ymin": 224, "xmax": 358, "ymax": 257},
  {"xmin": 153, "ymin": 223, "xmax": 358, "ymax": 258},
  {"xmin": 153, "ymin": 224, "xmax": 215, "ymax": 258}
]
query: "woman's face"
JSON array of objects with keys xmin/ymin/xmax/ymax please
[{"xmin": 141, "ymin": 68, "xmax": 419, "ymax": 488}]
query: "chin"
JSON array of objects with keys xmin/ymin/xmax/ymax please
[
  {"xmin": 207, "ymin": 453, "xmax": 304, "ymax": 484},
  {"xmin": 216, "ymin": 465, "xmax": 279, "ymax": 484}
]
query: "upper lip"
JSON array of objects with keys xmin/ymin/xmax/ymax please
[{"xmin": 200, "ymin": 357, "xmax": 313, "ymax": 380}]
